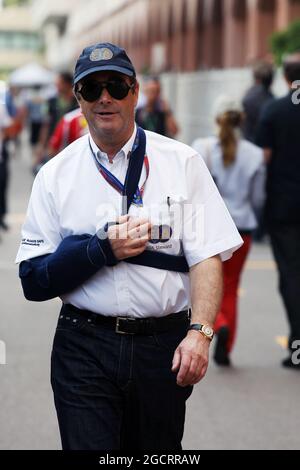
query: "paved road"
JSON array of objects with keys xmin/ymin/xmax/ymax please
[{"xmin": 0, "ymin": 143, "xmax": 299, "ymax": 450}]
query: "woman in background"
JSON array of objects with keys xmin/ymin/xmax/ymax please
[{"xmin": 192, "ymin": 96, "xmax": 266, "ymax": 366}]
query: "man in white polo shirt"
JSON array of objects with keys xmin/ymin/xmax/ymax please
[{"xmin": 16, "ymin": 42, "xmax": 242, "ymax": 450}]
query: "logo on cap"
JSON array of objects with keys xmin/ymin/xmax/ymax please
[{"xmin": 89, "ymin": 47, "xmax": 114, "ymax": 61}]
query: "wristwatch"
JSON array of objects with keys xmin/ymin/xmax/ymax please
[{"xmin": 188, "ymin": 324, "xmax": 214, "ymax": 341}]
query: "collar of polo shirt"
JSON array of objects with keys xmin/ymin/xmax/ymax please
[{"xmin": 89, "ymin": 124, "xmax": 137, "ymax": 164}]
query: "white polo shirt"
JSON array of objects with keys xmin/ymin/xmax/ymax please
[{"xmin": 16, "ymin": 128, "xmax": 242, "ymax": 317}]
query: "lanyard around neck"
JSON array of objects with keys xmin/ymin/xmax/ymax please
[{"xmin": 89, "ymin": 127, "xmax": 149, "ymax": 211}]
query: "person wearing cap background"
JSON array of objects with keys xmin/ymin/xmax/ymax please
[
  {"xmin": 192, "ymin": 95, "xmax": 265, "ymax": 366},
  {"xmin": 16, "ymin": 43, "xmax": 242, "ymax": 450}
]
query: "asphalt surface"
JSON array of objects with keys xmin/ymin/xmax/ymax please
[{"xmin": 0, "ymin": 140, "xmax": 299, "ymax": 450}]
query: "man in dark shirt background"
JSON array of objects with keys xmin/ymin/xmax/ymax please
[
  {"xmin": 135, "ymin": 76, "xmax": 179, "ymax": 138},
  {"xmin": 243, "ymin": 61, "xmax": 274, "ymax": 242},
  {"xmin": 243, "ymin": 61, "xmax": 274, "ymax": 143},
  {"xmin": 33, "ymin": 72, "xmax": 78, "ymax": 172},
  {"xmin": 256, "ymin": 53, "xmax": 300, "ymax": 370},
  {"xmin": 47, "ymin": 72, "xmax": 78, "ymax": 137}
]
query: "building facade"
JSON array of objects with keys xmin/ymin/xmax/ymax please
[
  {"xmin": 0, "ymin": 5, "xmax": 41, "ymax": 78},
  {"xmin": 33, "ymin": 0, "xmax": 300, "ymax": 73},
  {"xmin": 32, "ymin": 0, "xmax": 300, "ymax": 143}
]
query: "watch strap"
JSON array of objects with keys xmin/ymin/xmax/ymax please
[{"xmin": 188, "ymin": 323, "xmax": 214, "ymax": 340}]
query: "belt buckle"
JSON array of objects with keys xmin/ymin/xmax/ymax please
[{"xmin": 116, "ymin": 317, "xmax": 136, "ymax": 335}]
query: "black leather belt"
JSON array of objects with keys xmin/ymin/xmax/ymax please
[{"xmin": 63, "ymin": 303, "xmax": 190, "ymax": 335}]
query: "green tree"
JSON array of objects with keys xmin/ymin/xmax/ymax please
[
  {"xmin": 3, "ymin": 0, "xmax": 31, "ymax": 6},
  {"xmin": 270, "ymin": 20, "xmax": 300, "ymax": 65}
]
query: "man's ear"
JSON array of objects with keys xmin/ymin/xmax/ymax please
[
  {"xmin": 134, "ymin": 80, "xmax": 140, "ymax": 95},
  {"xmin": 133, "ymin": 81, "xmax": 139, "ymax": 106},
  {"xmin": 73, "ymin": 87, "xmax": 82, "ymax": 107}
]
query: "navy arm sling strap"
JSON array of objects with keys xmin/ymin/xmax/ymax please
[{"xmin": 122, "ymin": 127, "xmax": 189, "ymax": 273}]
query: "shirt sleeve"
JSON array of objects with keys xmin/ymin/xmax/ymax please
[
  {"xmin": 182, "ymin": 154, "xmax": 243, "ymax": 267},
  {"xmin": 15, "ymin": 169, "xmax": 62, "ymax": 264},
  {"xmin": 191, "ymin": 138, "xmax": 208, "ymax": 164}
]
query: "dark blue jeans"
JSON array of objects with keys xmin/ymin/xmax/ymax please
[{"xmin": 51, "ymin": 305, "xmax": 193, "ymax": 450}]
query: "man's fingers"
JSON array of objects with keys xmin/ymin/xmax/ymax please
[
  {"xmin": 188, "ymin": 358, "xmax": 205, "ymax": 385},
  {"xmin": 127, "ymin": 216, "xmax": 150, "ymax": 230},
  {"xmin": 128, "ymin": 222, "xmax": 151, "ymax": 240},
  {"xmin": 176, "ymin": 354, "xmax": 191, "ymax": 386},
  {"xmin": 174, "ymin": 350, "xmax": 208, "ymax": 386},
  {"xmin": 129, "ymin": 237, "xmax": 149, "ymax": 249},
  {"xmin": 122, "ymin": 238, "xmax": 149, "ymax": 256},
  {"xmin": 172, "ymin": 348, "xmax": 181, "ymax": 372},
  {"xmin": 109, "ymin": 218, "xmax": 151, "ymax": 240},
  {"xmin": 171, "ymin": 336, "xmax": 210, "ymax": 387},
  {"xmin": 108, "ymin": 217, "xmax": 152, "ymax": 259},
  {"xmin": 116, "ymin": 215, "xmax": 130, "ymax": 224},
  {"xmin": 200, "ymin": 362, "xmax": 208, "ymax": 379},
  {"xmin": 183, "ymin": 357, "xmax": 208, "ymax": 386}
]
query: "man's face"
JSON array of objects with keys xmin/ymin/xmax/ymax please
[
  {"xmin": 77, "ymin": 71, "xmax": 139, "ymax": 144},
  {"xmin": 144, "ymin": 80, "xmax": 160, "ymax": 106},
  {"xmin": 56, "ymin": 77, "xmax": 72, "ymax": 97}
]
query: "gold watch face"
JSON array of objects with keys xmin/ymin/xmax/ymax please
[{"xmin": 202, "ymin": 325, "xmax": 213, "ymax": 337}]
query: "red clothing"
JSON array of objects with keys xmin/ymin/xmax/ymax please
[
  {"xmin": 49, "ymin": 108, "xmax": 88, "ymax": 154},
  {"xmin": 214, "ymin": 234, "xmax": 252, "ymax": 353}
]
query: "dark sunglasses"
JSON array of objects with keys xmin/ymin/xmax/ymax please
[{"xmin": 77, "ymin": 79, "xmax": 135, "ymax": 102}]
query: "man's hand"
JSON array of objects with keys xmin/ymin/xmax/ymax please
[
  {"xmin": 172, "ymin": 255, "xmax": 222, "ymax": 387},
  {"xmin": 108, "ymin": 215, "xmax": 152, "ymax": 260},
  {"xmin": 171, "ymin": 330, "xmax": 210, "ymax": 387}
]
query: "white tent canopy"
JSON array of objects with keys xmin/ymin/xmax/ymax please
[{"xmin": 9, "ymin": 63, "xmax": 55, "ymax": 87}]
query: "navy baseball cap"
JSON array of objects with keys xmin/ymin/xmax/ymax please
[{"xmin": 73, "ymin": 42, "xmax": 136, "ymax": 85}]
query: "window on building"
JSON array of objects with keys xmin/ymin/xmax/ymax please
[{"xmin": 0, "ymin": 31, "xmax": 40, "ymax": 51}]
